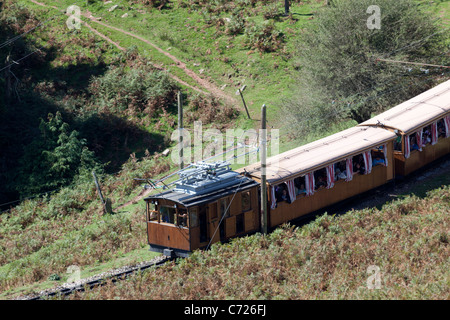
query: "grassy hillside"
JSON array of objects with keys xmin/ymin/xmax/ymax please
[
  {"xmin": 0, "ymin": 0, "xmax": 449, "ymax": 300},
  {"xmin": 68, "ymin": 185, "xmax": 450, "ymax": 300}
]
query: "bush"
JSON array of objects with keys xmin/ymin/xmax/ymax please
[
  {"xmin": 244, "ymin": 21, "xmax": 285, "ymax": 53},
  {"xmin": 89, "ymin": 63, "xmax": 179, "ymax": 117}
]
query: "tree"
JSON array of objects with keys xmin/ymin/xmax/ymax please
[
  {"xmin": 17, "ymin": 112, "xmax": 100, "ymax": 196},
  {"xmin": 283, "ymin": 0, "xmax": 449, "ymax": 136}
]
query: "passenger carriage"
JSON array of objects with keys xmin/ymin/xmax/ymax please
[
  {"xmin": 239, "ymin": 126, "xmax": 396, "ymax": 228},
  {"xmin": 359, "ymin": 79, "xmax": 450, "ymax": 176}
]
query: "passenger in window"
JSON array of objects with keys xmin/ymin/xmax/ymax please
[
  {"xmin": 372, "ymin": 156, "xmax": 385, "ymax": 166},
  {"xmin": 422, "ymin": 127, "xmax": 431, "ymax": 145},
  {"xmin": 161, "ymin": 207, "xmax": 170, "ymax": 223},
  {"xmin": 334, "ymin": 162, "xmax": 347, "ymax": 180},
  {"xmin": 315, "ymin": 175, "xmax": 327, "ymax": 190},
  {"xmin": 410, "ymin": 136, "xmax": 420, "ymax": 151},
  {"xmin": 178, "ymin": 211, "xmax": 188, "ymax": 227},
  {"xmin": 437, "ymin": 120, "xmax": 445, "ymax": 138},
  {"xmin": 296, "ymin": 183, "xmax": 306, "ymax": 195},
  {"xmin": 281, "ymin": 189, "xmax": 290, "ymax": 202},
  {"xmin": 275, "ymin": 184, "xmax": 285, "ymax": 202},
  {"xmin": 394, "ymin": 135, "xmax": 402, "ymax": 151},
  {"xmin": 353, "ymin": 155, "xmax": 365, "ymax": 175}
]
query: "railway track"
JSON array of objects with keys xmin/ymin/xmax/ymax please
[{"xmin": 18, "ymin": 255, "xmax": 173, "ymax": 300}]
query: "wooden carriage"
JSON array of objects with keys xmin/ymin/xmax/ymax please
[
  {"xmin": 239, "ymin": 126, "xmax": 396, "ymax": 228},
  {"xmin": 359, "ymin": 79, "xmax": 450, "ymax": 176},
  {"xmin": 144, "ymin": 162, "xmax": 259, "ymax": 257}
]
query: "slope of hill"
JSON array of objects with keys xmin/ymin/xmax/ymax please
[
  {"xmin": 66, "ymin": 184, "xmax": 450, "ymax": 300},
  {"xmin": 0, "ymin": 0, "xmax": 449, "ymax": 300}
]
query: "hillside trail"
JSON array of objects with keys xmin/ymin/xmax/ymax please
[{"xmin": 30, "ymin": 0, "xmax": 238, "ymax": 106}]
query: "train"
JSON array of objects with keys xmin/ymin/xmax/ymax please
[{"xmin": 144, "ymin": 79, "xmax": 450, "ymax": 258}]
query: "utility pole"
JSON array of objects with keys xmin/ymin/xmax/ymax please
[
  {"xmin": 284, "ymin": 0, "xmax": 290, "ymax": 16},
  {"xmin": 92, "ymin": 170, "xmax": 112, "ymax": 214},
  {"xmin": 178, "ymin": 91, "xmax": 184, "ymax": 170},
  {"xmin": 236, "ymin": 85, "xmax": 251, "ymax": 120},
  {"xmin": 260, "ymin": 104, "xmax": 268, "ymax": 234}
]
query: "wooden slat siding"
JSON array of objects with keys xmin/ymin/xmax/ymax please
[
  {"xmin": 190, "ymin": 227, "xmax": 200, "ymax": 250},
  {"xmin": 396, "ymin": 136, "xmax": 450, "ymax": 176},
  {"xmin": 244, "ymin": 210, "xmax": 255, "ymax": 232},
  {"xmin": 147, "ymin": 222, "xmax": 190, "ymax": 251},
  {"xmin": 209, "ymin": 220, "xmax": 220, "ymax": 245},
  {"xmin": 268, "ymin": 160, "xmax": 394, "ymax": 228},
  {"xmin": 225, "ymin": 216, "xmax": 237, "ymax": 238},
  {"xmin": 230, "ymin": 192, "xmax": 241, "ymax": 216}
]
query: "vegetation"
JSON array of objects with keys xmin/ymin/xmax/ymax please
[
  {"xmin": 283, "ymin": 0, "xmax": 450, "ymax": 136},
  {"xmin": 0, "ymin": 0, "xmax": 449, "ymax": 300},
  {"xmin": 69, "ymin": 186, "xmax": 450, "ymax": 300}
]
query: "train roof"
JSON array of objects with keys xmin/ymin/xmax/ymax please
[
  {"xmin": 239, "ymin": 126, "xmax": 396, "ymax": 185},
  {"xmin": 144, "ymin": 162, "xmax": 259, "ymax": 207},
  {"xmin": 359, "ymin": 79, "xmax": 450, "ymax": 134}
]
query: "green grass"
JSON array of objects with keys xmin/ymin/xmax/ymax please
[
  {"xmin": 66, "ymin": 185, "xmax": 450, "ymax": 300},
  {"xmin": 1, "ymin": 0, "xmax": 449, "ymax": 300},
  {"xmin": 23, "ymin": 0, "xmax": 322, "ymax": 129}
]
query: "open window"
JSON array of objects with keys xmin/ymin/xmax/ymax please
[
  {"xmin": 147, "ymin": 202, "xmax": 158, "ymax": 222},
  {"xmin": 241, "ymin": 190, "xmax": 251, "ymax": 212},
  {"xmin": 176, "ymin": 208, "xmax": 188, "ymax": 227},
  {"xmin": 371, "ymin": 145, "xmax": 387, "ymax": 167},
  {"xmin": 334, "ymin": 161, "xmax": 347, "ymax": 181},
  {"xmin": 160, "ymin": 206, "xmax": 176, "ymax": 224},
  {"xmin": 314, "ymin": 168, "xmax": 327, "ymax": 190},
  {"xmin": 294, "ymin": 176, "xmax": 306, "ymax": 196},
  {"xmin": 437, "ymin": 119, "xmax": 446, "ymax": 138}
]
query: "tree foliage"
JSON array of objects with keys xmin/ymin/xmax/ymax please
[
  {"xmin": 283, "ymin": 0, "xmax": 449, "ymax": 136},
  {"xmin": 17, "ymin": 112, "xmax": 100, "ymax": 197}
]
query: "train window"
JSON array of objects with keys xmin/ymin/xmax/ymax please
[
  {"xmin": 220, "ymin": 198, "xmax": 229, "ymax": 218},
  {"xmin": 314, "ymin": 168, "xmax": 327, "ymax": 190},
  {"xmin": 394, "ymin": 135, "xmax": 402, "ymax": 152},
  {"xmin": 160, "ymin": 206, "xmax": 175, "ymax": 224},
  {"xmin": 352, "ymin": 154, "xmax": 365, "ymax": 175},
  {"xmin": 241, "ymin": 191, "xmax": 251, "ymax": 212},
  {"xmin": 294, "ymin": 177, "xmax": 306, "ymax": 196},
  {"xmin": 422, "ymin": 125, "xmax": 432, "ymax": 146},
  {"xmin": 177, "ymin": 209, "xmax": 188, "ymax": 228},
  {"xmin": 334, "ymin": 161, "xmax": 347, "ymax": 181},
  {"xmin": 437, "ymin": 119, "xmax": 445, "ymax": 138},
  {"xmin": 209, "ymin": 202, "xmax": 218, "ymax": 220},
  {"xmin": 371, "ymin": 147, "xmax": 386, "ymax": 167},
  {"xmin": 275, "ymin": 183, "xmax": 290, "ymax": 202},
  {"xmin": 190, "ymin": 207, "xmax": 199, "ymax": 228}
]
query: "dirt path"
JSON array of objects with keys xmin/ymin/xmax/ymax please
[{"xmin": 30, "ymin": 0, "xmax": 237, "ymax": 105}]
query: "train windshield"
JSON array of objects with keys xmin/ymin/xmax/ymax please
[
  {"xmin": 160, "ymin": 206, "xmax": 176, "ymax": 224},
  {"xmin": 158, "ymin": 205, "xmax": 188, "ymax": 228}
]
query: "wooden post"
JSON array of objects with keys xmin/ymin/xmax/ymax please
[
  {"xmin": 238, "ymin": 86, "xmax": 251, "ymax": 120},
  {"xmin": 178, "ymin": 91, "xmax": 184, "ymax": 170},
  {"xmin": 92, "ymin": 171, "xmax": 106, "ymax": 212},
  {"xmin": 260, "ymin": 104, "xmax": 268, "ymax": 234},
  {"xmin": 284, "ymin": 0, "xmax": 290, "ymax": 16}
]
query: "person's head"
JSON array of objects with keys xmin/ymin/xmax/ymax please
[{"xmin": 300, "ymin": 183, "xmax": 305, "ymax": 189}]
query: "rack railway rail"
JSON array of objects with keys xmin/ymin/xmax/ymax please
[{"xmin": 19, "ymin": 256, "xmax": 172, "ymax": 300}]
